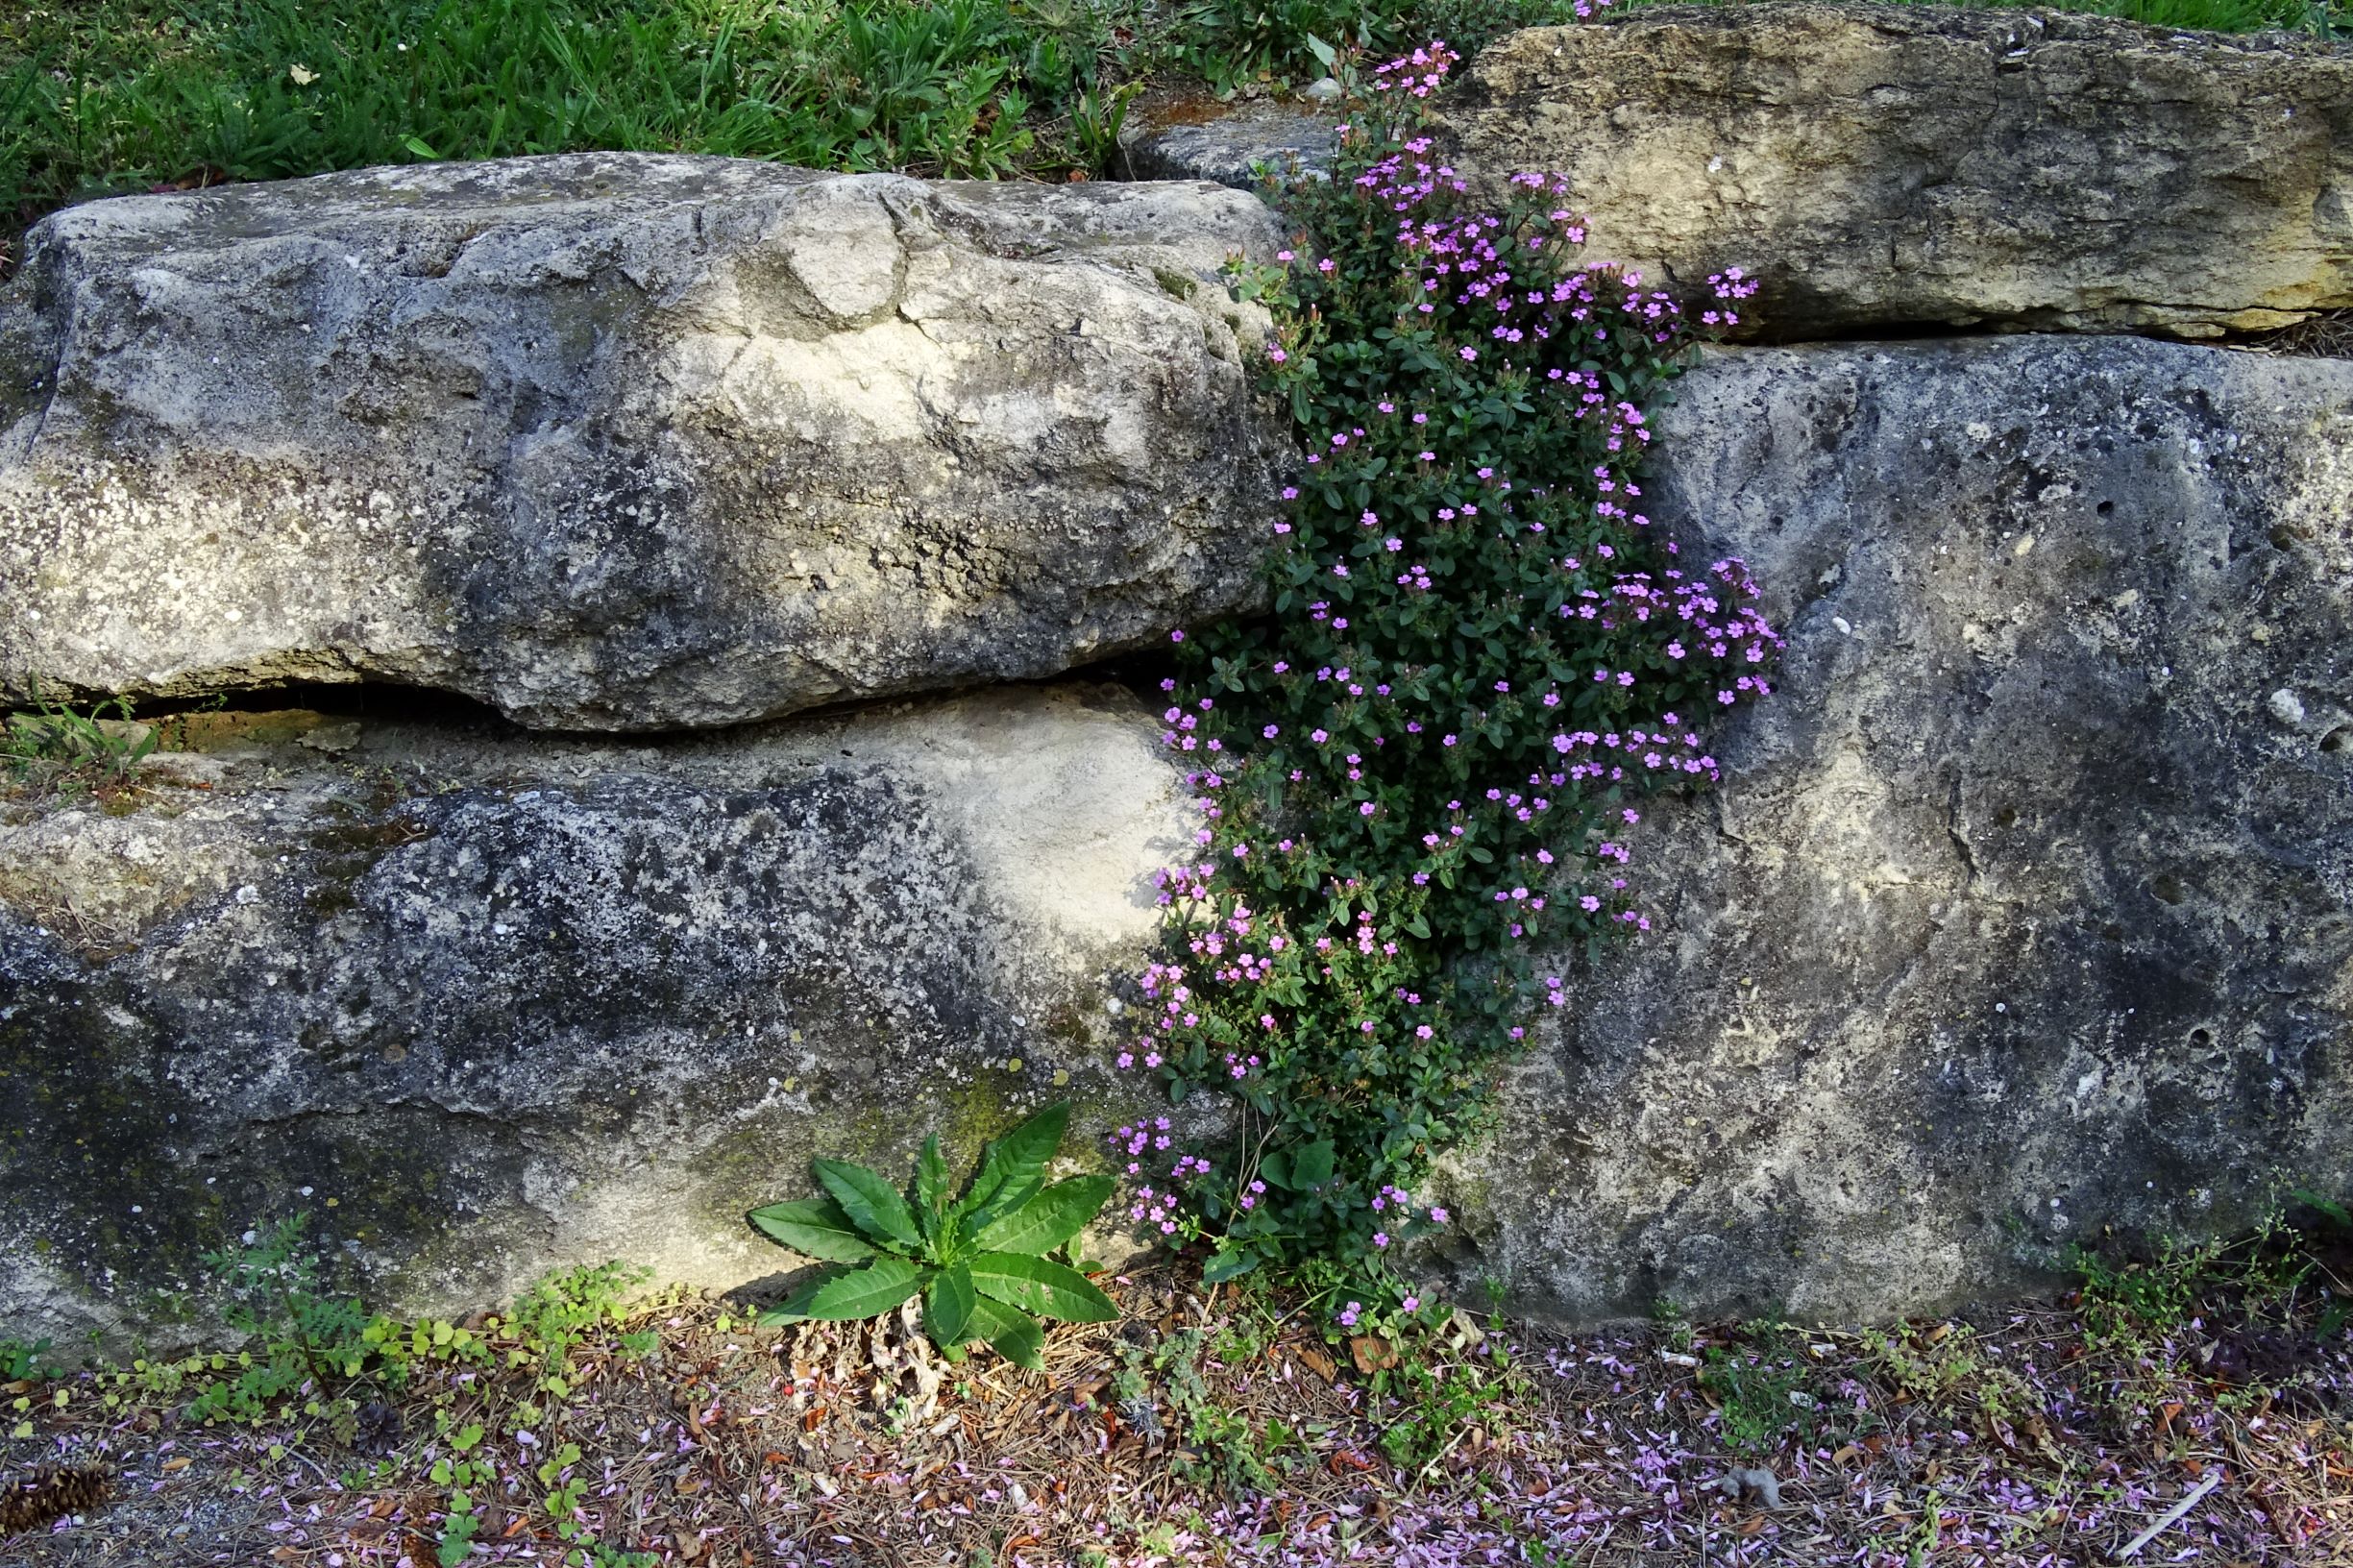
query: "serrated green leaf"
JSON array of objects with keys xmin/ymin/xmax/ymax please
[
  {"xmin": 747, "ymin": 1199, "xmax": 877, "ymax": 1262},
  {"xmin": 814, "ymin": 1160, "xmax": 922, "ymax": 1252},
  {"xmin": 756, "ymin": 1266, "xmax": 846, "ymax": 1325},
  {"xmin": 964, "ymin": 1297, "xmax": 1045, "ymax": 1370},
  {"xmin": 969, "ymin": 1253, "xmax": 1118, "ymax": 1323},
  {"xmin": 959, "ymin": 1103, "xmax": 1070, "ymax": 1237},
  {"xmin": 968, "ymin": 1176, "xmax": 1114, "ymax": 1257},
  {"xmin": 950, "ymin": 1092, "xmax": 1072, "ymax": 1242},
  {"xmin": 798, "ymin": 1257, "xmax": 928, "ymax": 1320},
  {"xmin": 924, "ymin": 1262, "xmax": 976, "ymax": 1347}
]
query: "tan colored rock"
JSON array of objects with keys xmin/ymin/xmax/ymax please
[
  {"xmin": 1439, "ymin": 6, "xmax": 2353, "ymax": 338},
  {"xmin": 0, "ymin": 154, "xmax": 1284, "ymax": 730}
]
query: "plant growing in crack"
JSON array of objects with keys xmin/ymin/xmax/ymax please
[
  {"xmin": 748, "ymin": 1102, "xmax": 1116, "ymax": 1368},
  {"xmin": 1115, "ymin": 38, "xmax": 1777, "ymax": 1316}
]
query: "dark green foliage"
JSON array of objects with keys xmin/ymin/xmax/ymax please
[
  {"xmin": 1698, "ymin": 1343, "xmax": 1820, "ymax": 1456},
  {"xmin": 184, "ymin": 1215, "xmax": 377, "ymax": 1425},
  {"xmin": 748, "ymin": 1102, "xmax": 1116, "ymax": 1368},
  {"xmin": 0, "ymin": 1335, "xmax": 58, "ymax": 1382},
  {"xmin": 2068, "ymin": 1188, "xmax": 2353, "ymax": 1351}
]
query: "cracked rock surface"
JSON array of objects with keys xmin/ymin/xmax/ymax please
[
  {"xmin": 0, "ymin": 153, "xmax": 1284, "ymax": 730},
  {"xmin": 1459, "ymin": 336, "xmax": 2353, "ymax": 1320}
]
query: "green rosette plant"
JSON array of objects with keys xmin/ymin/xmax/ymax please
[{"xmin": 748, "ymin": 1103, "xmax": 1116, "ymax": 1369}]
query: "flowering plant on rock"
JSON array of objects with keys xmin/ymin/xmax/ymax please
[{"xmin": 1119, "ymin": 42, "xmax": 1777, "ymax": 1317}]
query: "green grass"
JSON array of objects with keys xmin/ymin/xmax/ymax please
[{"xmin": 1, "ymin": 0, "xmax": 2344, "ymax": 256}]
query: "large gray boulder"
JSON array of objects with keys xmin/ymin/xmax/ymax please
[
  {"xmin": 1461, "ymin": 335, "xmax": 2353, "ymax": 1320},
  {"xmin": 0, "ymin": 685, "xmax": 1184, "ymax": 1345},
  {"xmin": 0, "ymin": 154, "xmax": 1284, "ymax": 730},
  {"xmin": 1435, "ymin": 6, "xmax": 2353, "ymax": 339}
]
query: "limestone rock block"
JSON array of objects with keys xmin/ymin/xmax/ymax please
[
  {"xmin": 1465, "ymin": 336, "xmax": 2353, "ymax": 1319},
  {"xmin": 1441, "ymin": 7, "xmax": 2353, "ymax": 338},
  {"xmin": 0, "ymin": 684, "xmax": 1187, "ymax": 1344},
  {"xmin": 0, "ymin": 154, "xmax": 1284, "ymax": 729}
]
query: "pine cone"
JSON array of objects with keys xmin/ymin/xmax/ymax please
[{"xmin": 0, "ymin": 1464, "xmax": 113, "ymax": 1537}]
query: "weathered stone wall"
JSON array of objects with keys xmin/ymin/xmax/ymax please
[
  {"xmin": 5, "ymin": 15, "xmax": 2352, "ymax": 1344},
  {"xmin": 9, "ymin": 332, "xmax": 2346, "ymax": 1343},
  {"xmin": 1127, "ymin": 5, "xmax": 2353, "ymax": 341}
]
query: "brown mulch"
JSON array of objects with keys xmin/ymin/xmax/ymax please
[{"xmin": 3, "ymin": 1266, "xmax": 2349, "ymax": 1567}]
